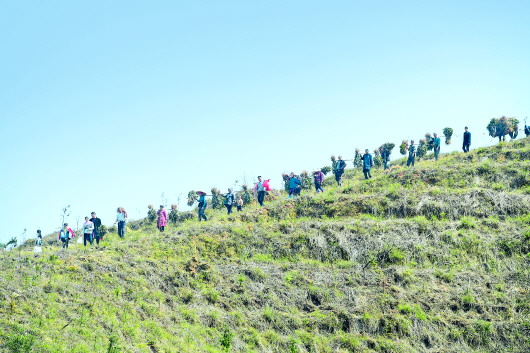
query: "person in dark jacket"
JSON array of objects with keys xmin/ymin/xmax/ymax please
[
  {"xmin": 335, "ymin": 156, "xmax": 346, "ymax": 186},
  {"xmin": 89, "ymin": 212, "xmax": 102, "ymax": 244},
  {"xmin": 407, "ymin": 140, "xmax": 416, "ymax": 167},
  {"xmin": 221, "ymin": 188, "xmax": 235, "ymax": 215},
  {"xmin": 288, "ymin": 173, "xmax": 301, "ymax": 198},
  {"xmin": 360, "ymin": 149, "xmax": 374, "ymax": 179},
  {"xmin": 463, "ymin": 127, "xmax": 471, "ymax": 153},
  {"xmin": 196, "ymin": 191, "xmax": 208, "ymax": 221},
  {"xmin": 313, "ymin": 169, "xmax": 325, "ymax": 193},
  {"xmin": 433, "ymin": 133, "xmax": 441, "ymax": 161},
  {"xmin": 35, "ymin": 230, "xmax": 43, "ymax": 246}
]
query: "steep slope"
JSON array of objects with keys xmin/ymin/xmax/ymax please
[{"xmin": 1, "ymin": 140, "xmax": 530, "ymax": 353}]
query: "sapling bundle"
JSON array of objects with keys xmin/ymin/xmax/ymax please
[
  {"xmin": 321, "ymin": 166, "xmax": 331, "ymax": 175},
  {"xmin": 425, "ymin": 133, "xmax": 434, "ymax": 151},
  {"xmin": 330, "ymin": 156, "xmax": 337, "ymax": 175},
  {"xmin": 487, "ymin": 116, "xmax": 519, "ymax": 141},
  {"xmin": 443, "ymin": 127, "xmax": 453, "ymax": 145},
  {"xmin": 354, "ymin": 149, "xmax": 362, "ymax": 169},
  {"xmin": 187, "ymin": 191, "xmax": 196, "ymax": 207},
  {"xmin": 169, "ymin": 204, "xmax": 178, "ymax": 224},
  {"xmin": 282, "ymin": 173, "xmax": 290, "ymax": 192},
  {"xmin": 211, "ymin": 188, "xmax": 222, "ymax": 209},
  {"xmin": 373, "ymin": 149, "xmax": 382, "ymax": 168},
  {"xmin": 147, "ymin": 204, "xmax": 156, "ymax": 222},
  {"xmin": 241, "ymin": 185, "xmax": 252, "ymax": 204},
  {"xmin": 379, "ymin": 143, "xmax": 395, "ymax": 155},
  {"xmin": 300, "ymin": 171, "xmax": 313, "ymax": 190},
  {"xmin": 416, "ymin": 139, "xmax": 428, "ymax": 159},
  {"xmin": 400, "ymin": 140, "xmax": 409, "ymax": 155}
]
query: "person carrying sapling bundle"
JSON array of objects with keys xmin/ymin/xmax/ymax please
[
  {"xmin": 407, "ymin": 140, "xmax": 416, "ymax": 167},
  {"xmin": 433, "ymin": 133, "xmax": 441, "ymax": 160}
]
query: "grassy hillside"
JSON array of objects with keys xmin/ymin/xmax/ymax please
[{"xmin": 1, "ymin": 140, "xmax": 530, "ymax": 353}]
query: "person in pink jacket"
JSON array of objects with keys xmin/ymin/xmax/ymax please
[
  {"xmin": 58, "ymin": 223, "xmax": 75, "ymax": 249},
  {"xmin": 157, "ymin": 205, "xmax": 168, "ymax": 232}
]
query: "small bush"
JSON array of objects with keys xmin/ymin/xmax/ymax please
[{"xmin": 458, "ymin": 217, "xmax": 477, "ymax": 229}]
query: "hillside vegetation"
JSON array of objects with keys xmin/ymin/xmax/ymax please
[{"xmin": 1, "ymin": 139, "xmax": 530, "ymax": 353}]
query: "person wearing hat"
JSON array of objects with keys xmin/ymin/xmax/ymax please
[
  {"xmin": 196, "ymin": 191, "xmax": 208, "ymax": 221},
  {"xmin": 157, "ymin": 205, "xmax": 168, "ymax": 232},
  {"xmin": 463, "ymin": 127, "xmax": 471, "ymax": 153},
  {"xmin": 58, "ymin": 223, "xmax": 75, "ymax": 249}
]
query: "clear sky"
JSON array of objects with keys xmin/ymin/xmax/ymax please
[{"xmin": 1, "ymin": 1, "xmax": 529, "ymax": 243}]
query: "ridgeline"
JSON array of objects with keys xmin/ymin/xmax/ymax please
[{"xmin": 1, "ymin": 139, "xmax": 530, "ymax": 353}]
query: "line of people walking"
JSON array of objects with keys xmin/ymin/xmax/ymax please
[
  {"xmin": 50, "ymin": 208, "xmax": 127, "ymax": 250},
  {"xmin": 44, "ymin": 128, "xmax": 474, "ymax": 239}
]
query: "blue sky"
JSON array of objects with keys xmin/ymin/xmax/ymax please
[{"xmin": 1, "ymin": 1, "xmax": 529, "ymax": 243}]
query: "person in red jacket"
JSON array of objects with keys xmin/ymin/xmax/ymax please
[{"xmin": 58, "ymin": 223, "xmax": 75, "ymax": 249}]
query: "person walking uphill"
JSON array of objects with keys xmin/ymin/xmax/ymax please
[
  {"xmin": 360, "ymin": 149, "xmax": 374, "ymax": 179},
  {"xmin": 463, "ymin": 127, "xmax": 471, "ymax": 153},
  {"xmin": 288, "ymin": 173, "xmax": 301, "ymax": 198},
  {"xmin": 157, "ymin": 205, "xmax": 168, "ymax": 232},
  {"xmin": 407, "ymin": 140, "xmax": 416, "ymax": 167},
  {"xmin": 114, "ymin": 207, "xmax": 127, "ymax": 238},
  {"xmin": 335, "ymin": 156, "xmax": 346, "ymax": 186},
  {"xmin": 313, "ymin": 169, "xmax": 324, "ymax": 193},
  {"xmin": 255, "ymin": 176, "xmax": 267, "ymax": 207},
  {"xmin": 380, "ymin": 147, "xmax": 390, "ymax": 170},
  {"xmin": 221, "ymin": 188, "xmax": 235, "ymax": 215},
  {"xmin": 433, "ymin": 133, "xmax": 441, "ymax": 161},
  {"xmin": 90, "ymin": 212, "xmax": 102, "ymax": 245},
  {"xmin": 36, "ymin": 230, "xmax": 42, "ymax": 246},
  {"xmin": 196, "ymin": 191, "xmax": 208, "ymax": 221},
  {"xmin": 83, "ymin": 216, "xmax": 95, "ymax": 246},
  {"xmin": 58, "ymin": 223, "xmax": 75, "ymax": 249}
]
